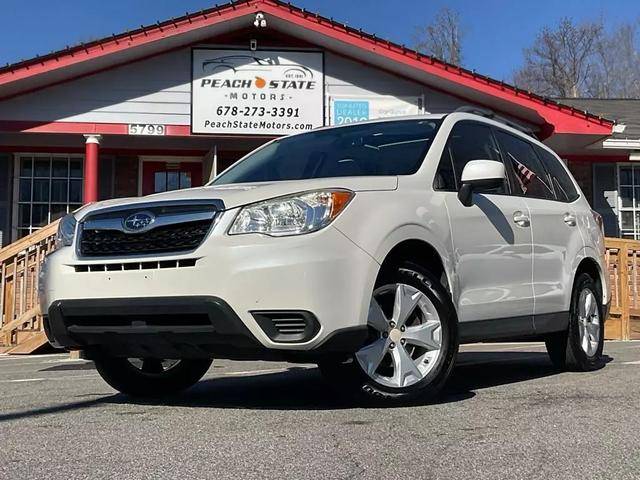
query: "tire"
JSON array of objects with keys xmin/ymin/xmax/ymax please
[
  {"xmin": 545, "ymin": 272, "xmax": 604, "ymax": 371},
  {"xmin": 94, "ymin": 356, "xmax": 213, "ymax": 397},
  {"xmin": 318, "ymin": 261, "xmax": 458, "ymax": 404}
]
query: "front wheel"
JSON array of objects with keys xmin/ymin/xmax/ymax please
[
  {"xmin": 93, "ymin": 356, "xmax": 213, "ymax": 397},
  {"xmin": 545, "ymin": 272, "xmax": 604, "ymax": 371},
  {"xmin": 319, "ymin": 261, "xmax": 458, "ymax": 403}
]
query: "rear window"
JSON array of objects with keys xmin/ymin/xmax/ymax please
[
  {"xmin": 534, "ymin": 146, "xmax": 580, "ymax": 202},
  {"xmin": 494, "ymin": 130, "xmax": 555, "ymax": 200},
  {"xmin": 212, "ymin": 119, "xmax": 442, "ymax": 184}
]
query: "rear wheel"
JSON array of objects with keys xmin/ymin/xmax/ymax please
[
  {"xmin": 319, "ymin": 261, "xmax": 458, "ymax": 403},
  {"xmin": 93, "ymin": 356, "xmax": 213, "ymax": 397},
  {"xmin": 545, "ymin": 273, "xmax": 604, "ymax": 371}
]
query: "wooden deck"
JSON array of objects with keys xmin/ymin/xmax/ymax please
[{"xmin": 0, "ymin": 225, "xmax": 638, "ymax": 353}]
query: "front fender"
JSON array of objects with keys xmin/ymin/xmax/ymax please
[{"xmin": 332, "ymin": 189, "xmax": 455, "ymax": 310}]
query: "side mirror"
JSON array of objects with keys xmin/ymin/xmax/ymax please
[{"xmin": 457, "ymin": 160, "xmax": 506, "ymax": 207}]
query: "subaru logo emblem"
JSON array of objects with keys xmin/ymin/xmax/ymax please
[{"xmin": 123, "ymin": 211, "xmax": 155, "ymax": 233}]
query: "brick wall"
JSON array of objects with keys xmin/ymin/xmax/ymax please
[{"xmin": 567, "ymin": 161, "xmax": 593, "ymax": 206}]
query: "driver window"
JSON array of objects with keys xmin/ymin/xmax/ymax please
[{"xmin": 434, "ymin": 121, "xmax": 502, "ymax": 192}]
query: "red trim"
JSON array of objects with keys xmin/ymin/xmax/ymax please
[
  {"xmin": 0, "ymin": 0, "xmax": 613, "ymax": 137},
  {"xmin": 0, "ymin": 146, "xmax": 88, "ymax": 154},
  {"xmin": 0, "ymin": 120, "xmax": 279, "ymax": 140},
  {"xmin": 0, "ymin": 120, "xmax": 129, "ymax": 135},
  {"xmin": 0, "ymin": 146, "xmax": 254, "ymax": 157},
  {"xmin": 0, "ymin": 121, "xmax": 186, "ymax": 136}
]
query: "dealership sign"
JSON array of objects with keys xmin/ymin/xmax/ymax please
[
  {"xmin": 330, "ymin": 96, "xmax": 422, "ymax": 125},
  {"xmin": 191, "ymin": 49, "xmax": 324, "ymax": 135}
]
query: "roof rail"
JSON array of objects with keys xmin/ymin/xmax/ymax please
[{"xmin": 453, "ymin": 106, "xmax": 538, "ymax": 138}]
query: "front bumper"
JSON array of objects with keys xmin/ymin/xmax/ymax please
[
  {"xmin": 44, "ymin": 296, "xmax": 369, "ymax": 360},
  {"xmin": 41, "ymin": 214, "xmax": 380, "ymax": 357}
]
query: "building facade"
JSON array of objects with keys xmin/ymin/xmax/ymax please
[{"xmin": 0, "ymin": 0, "xmax": 625, "ymax": 246}]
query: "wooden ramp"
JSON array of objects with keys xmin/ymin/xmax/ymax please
[
  {"xmin": 0, "ymin": 222, "xmax": 59, "ymax": 354},
  {"xmin": 3, "ymin": 332, "xmax": 48, "ymax": 354}
]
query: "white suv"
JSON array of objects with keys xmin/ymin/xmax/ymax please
[{"xmin": 41, "ymin": 111, "xmax": 609, "ymax": 403}]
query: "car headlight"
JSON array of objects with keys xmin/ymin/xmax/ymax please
[
  {"xmin": 55, "ymin": 214, "xmax": 77, "ymax": 248},
  {"xmin": 228, "ymin": 189, "xmax": 354, "ymax": 236}
]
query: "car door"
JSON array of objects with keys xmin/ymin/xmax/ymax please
[
  {"xmin": 494, "ymin": 130, "xmax": 584, "ymax": 332},
  {"xmin": 434, "ymin": 121, "xmax": 534, "ymax": 334}
]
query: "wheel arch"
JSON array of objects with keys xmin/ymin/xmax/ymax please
[
  {"xmin": 572, "ymin": 248, "xmax": 608, "ymax": 308},
  {"xmin": 575, "ymin": 256, "xmax": 604, "ymax": 300},
  {"xmin": 375, "ymin": 234, "xmax": 455, "ymax": 307}
]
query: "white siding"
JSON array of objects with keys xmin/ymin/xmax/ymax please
[
  {"xmin": 0, "ymin": 49, "xmax": 192, "ymax": 125},
  {"xmin": 0, "ymin": 47, "xmax": 477, "ymax": 126},
  {"xmin": 325, "ymin": 52, "xmax": 465, "ymax": 114}
]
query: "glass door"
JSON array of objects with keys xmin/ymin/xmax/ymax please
[{"xmin": 141, "ymin": 161, "xmax": 203, "ymax": 196}]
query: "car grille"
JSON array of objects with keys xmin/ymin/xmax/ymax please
[
  {"xmin": 77, "ymin": 201, "xmax": 222, "ymax": 257},
  {"xmin": 74, "ymin": 258, "xmax": 197, "ymax": 272},
  {"xmin": 80, "ymin": 220, "xmax": 212, "ymax": 257}
]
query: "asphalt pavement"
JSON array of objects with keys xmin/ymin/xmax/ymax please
[{"xmin": 1, "ymin": 341, "xmax": 639, "ymax": 479}]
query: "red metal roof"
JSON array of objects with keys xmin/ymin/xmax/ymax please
[{"xmin": 0, "ymin": 0, "xmax": 613, "ymax": 137}]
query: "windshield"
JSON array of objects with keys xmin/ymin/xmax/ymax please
[{"xmin": 211, "ymin": 119, "xmax": 442, "ymax": 185}]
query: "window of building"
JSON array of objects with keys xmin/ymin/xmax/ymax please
[
  {"xmin": 494, "ymin": 130, "xmax": 554, "ymax": 200},
  {"xmin": 617, "ymin": 164, "xmax": 640, "ymax": 239},
  {"xmin": 15, "ymin": 155, "xmax": 83, "ymax": 239},
  {"xmin": 433, "ymin": 121, "xmax": 503, "ymax": 192}
]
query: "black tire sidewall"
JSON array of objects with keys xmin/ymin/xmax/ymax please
[
  {"xmin": 94, "ymin": 357, "xmax": 212, "ymax": 397},
  {"xmin": 354, "ymin": 261, "xmax": 459, "ymax": 402},
  {"xmin": 567, "ymin": 273, "xmax": 604, "ymax": 370}
]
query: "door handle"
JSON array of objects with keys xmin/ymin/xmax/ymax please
[
  {"xmin": 563, "ymin": 213, "xmax": 577, "ymax": 226},
  {"xmin": 513, "ymin": 211, "xmax": 530, "ymax": 227}
]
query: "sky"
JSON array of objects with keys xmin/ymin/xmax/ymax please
[{"xmin": 1, "ymin": 0, "xmax": 638, "ymax": 81}]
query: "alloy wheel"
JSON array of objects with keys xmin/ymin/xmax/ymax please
[
  {"xmin": 577, "ymin": 288, "xmax": 600, "ymax": 357},
  {"xmin": 355, "ymin": 283, "xmax": 443, "ymax": 388},
  {"xmin": 126, "ymin": 358, "xmax": 182, "ymax": 375}
]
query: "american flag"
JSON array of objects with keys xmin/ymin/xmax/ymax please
[{"xmin": 511, "ymin": 156, "xmax": 537, "ymax": 193}]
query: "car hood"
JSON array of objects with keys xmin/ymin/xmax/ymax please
[{"xmin": 75, "ymin": 176, "xmax": 398, "ymax": 219}]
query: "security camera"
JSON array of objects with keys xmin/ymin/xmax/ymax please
[{"xmin": 253, "ymin": 12, "xmax": 267, "ymax": 28}]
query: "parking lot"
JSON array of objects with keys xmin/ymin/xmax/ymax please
[{"xmin": 0, "ymin": 341, "xmax": 639, "ymax": 479}]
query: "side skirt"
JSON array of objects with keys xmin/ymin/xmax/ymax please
[{"xmin": 459, "ymin": 311, "xmax": 569, "ymax": 344}]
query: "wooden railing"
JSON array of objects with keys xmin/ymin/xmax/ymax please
[
  {"xmin": 0, "ymin": 221, "xmax": 59, "ymax": 354},
  {"xmin": 604, "ymin": 237, "xmax": 640, "ymax": 341}
]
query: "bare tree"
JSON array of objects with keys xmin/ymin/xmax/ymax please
[
  {"xmin": 588, "ymin": 22, "xmax": 640, "ymax": 98},
  {"xmin": 513, "ymin": 18, "xmax": 602, "ymax": 97},
  {"xmin": 414, "ymin": 7, "xmax": 464, "ymax": 66}
]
